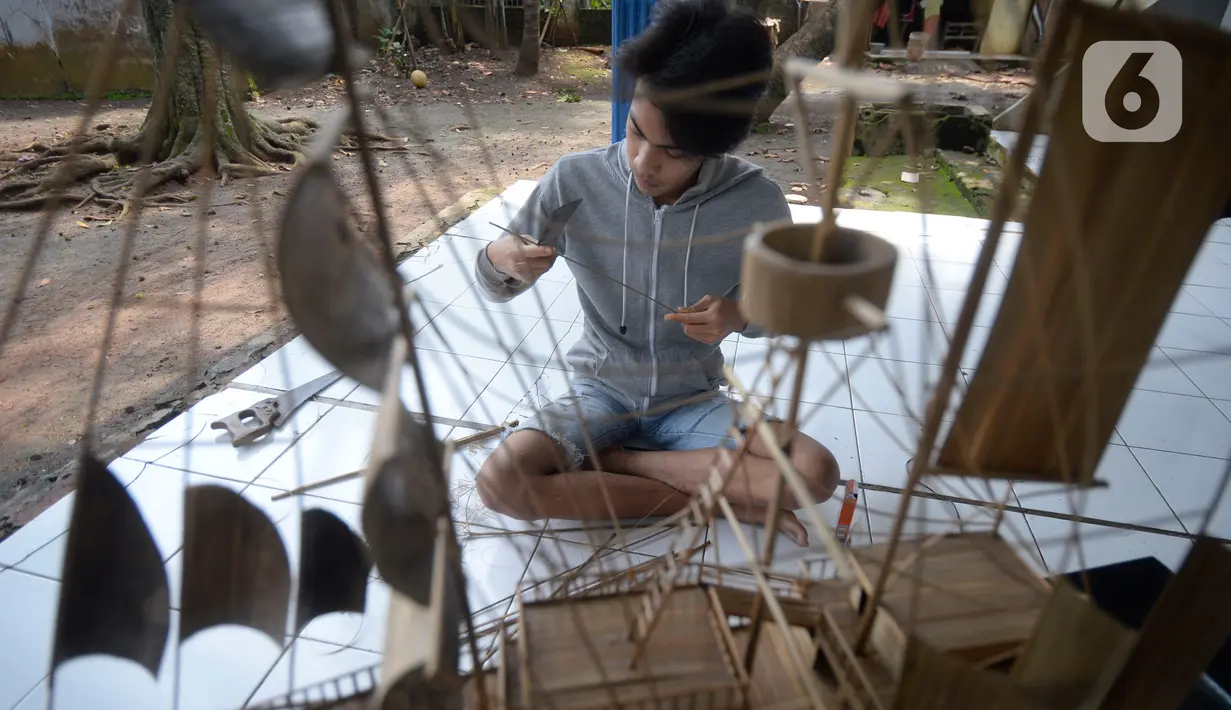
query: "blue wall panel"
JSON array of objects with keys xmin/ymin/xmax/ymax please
[{"xmin": 611, "ymin": 0, "xmax": 658, "ymax": 143}]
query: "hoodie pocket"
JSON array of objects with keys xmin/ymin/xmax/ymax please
[
  {"xmin": 563, "ymin": 334, "xmax": 606, "ymax": 381},
  {"xmin": 652, "ymin": 352, "xmax": 717, "ymax": 399}
]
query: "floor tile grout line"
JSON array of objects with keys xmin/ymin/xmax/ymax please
[
  {"xmin": 1127, "ymin": 383, "xmax": 1226, "ymax": 401},
  {"xmin": 1157, "ymin": 344, "xmax": 1231, "ymax": 362},
  {"xmin": 459, "ymin": 358, "xmax": 546, "ymax": 436},
  {"xmin": 1120, "ymin": 442, "xmax": 1231, "ymax": 463},
  {"xmin": 421, "ymin": 284, "xmax": 573, "ymax": 421},
  {"xmin": 1123, "ymin": 445, "xmax": 1192, "ymax": 536},
  {"xmin": 1182, "ymin": 285, "xmax": 1226, "ymax": 317},
  {"xmin": 0, "ymin": 563, "xmax": 61, "ymax": 585},
  {"xmin": 905, "ymin": 252, "xmax": 948, "ymax": 326},
  {"xmin": 448, "ymin": 310, "xmax": 564, "ymax": 424},
  {"xmin": 421, "ymin": 307, "xmax": 536, "ymax": 380},
  {"xmin": 1157, "ymin": 346, "xmax": 1221, "ymax": 408},
  {"xmin": 8, "ymin": 672, "xmax": 47, "ymax": 710}
]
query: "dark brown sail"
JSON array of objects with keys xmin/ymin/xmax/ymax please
[
  {"xmin": 179, "ymin": 484, "xmax": 292, "ymax": 643},
  {"xmin": 52, "ymin": 453, "xmax": 170, "ymax": 677},
  {"xmin": 295, "ymin": 508, "xmax": 373, "ymax": 632}
]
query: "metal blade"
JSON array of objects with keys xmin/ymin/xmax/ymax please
[
  {"xmin": 275, "ymin": 369, "xmax": 345, "ymax": 418},
  {"xmin": 535, "ymin": 198, "xmax": 582, "ymax": 249}
]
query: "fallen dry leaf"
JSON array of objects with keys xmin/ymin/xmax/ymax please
[
  {"xmin": 785, "ymin": 194, "xmax": 808, "ymax": 204},
  {"xmin": 38, "ymin": 278, "xmax": 51, "ymax": 287},
  {"xmin": 76, "ymin": 221, "xmax": 89, "ymax": 228}
]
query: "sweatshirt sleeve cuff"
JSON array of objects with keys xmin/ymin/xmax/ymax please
[{"xmin": 474, "ymin": 243, "xmax": 525, "ymax": 302}]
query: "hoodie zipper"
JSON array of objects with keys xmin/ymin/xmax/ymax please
[{"xmin": 644, "ymin": 205, "xmax": 666, "ymax": 411}]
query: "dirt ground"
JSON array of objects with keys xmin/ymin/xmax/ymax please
[{"xmin": 0, "ymin": 43, "xmax": 1028, "ymax": 541}]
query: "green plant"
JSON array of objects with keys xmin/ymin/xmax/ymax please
[
  {"xmin": 103, "ymin": 88, "xmax": 153, "ymax": 100},
  {"xmin": 377, "ymin": 26, "xmax": 400, "ymax": 55},
  {"xmin": 245, "ymin": 75, "xmax": 260, "ymax": 101},
  {"xmin": 557, "ymin": 89, "xmax": 581, "ymax": 103},
  {"xmin": 377, "ymin": 26, "xmax": 412, "ymax": 78}
]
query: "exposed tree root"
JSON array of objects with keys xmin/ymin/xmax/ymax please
[{"xmin": 0, "ymin": 113, "xmax": 397, "ymax": 213}]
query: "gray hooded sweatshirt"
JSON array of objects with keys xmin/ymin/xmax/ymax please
[{"xmin": 474, "ymin": 140, "xmax": 792, "ymax": 412}]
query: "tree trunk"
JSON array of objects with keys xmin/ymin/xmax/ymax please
[
  {"xmin": 138, "ymin": 0, "xmax": 314, "ymax": 174},
  {"xmin": 753, "ymin": 0, "xmax": 848, "ymax": 124},
  {"xmin": 0, "ymin": 0, "xmax": 318, "ymax": 210},
  {"xmin": 516, "ymin": 0, "xmax": 540, "ymax": 76}
]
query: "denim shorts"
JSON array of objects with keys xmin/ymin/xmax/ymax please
[{"xmin": 509, "ymin": 377, "xmax": 747, "ymax": 469}]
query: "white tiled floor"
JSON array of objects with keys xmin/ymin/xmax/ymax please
[{"xmin": 1, "ymin": 179, "xmax": 1229, "ymax": 709}]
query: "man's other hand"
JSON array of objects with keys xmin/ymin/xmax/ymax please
[
  {"xmin": 487, "ymin": 233, "xmax": 557, "ymax": 284},
  {"xmin": 664, "ymin": 295, "xmax": 747, "ymax": 345}
]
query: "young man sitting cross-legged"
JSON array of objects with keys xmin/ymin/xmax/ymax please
[{"xmin": 472, "ymin": 0, "xmax": 839, "ymax": 546}]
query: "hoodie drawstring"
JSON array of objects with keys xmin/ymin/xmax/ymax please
[
  {"xmin": 620, "ymin": 176, "xmax": 633, "ymax": 335},
  {"xmin": 684, "ymin": 205, "xmax": 699, "ymax": 307}
]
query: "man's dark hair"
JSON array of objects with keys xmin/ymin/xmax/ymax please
[{"xmin": 615, "ymin": 0, "xmax": 773, "ymax": 157}]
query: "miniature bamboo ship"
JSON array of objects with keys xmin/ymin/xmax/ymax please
[{"xmin": 33, "ymin": 0, "xmax": 1231, "ymax": 709}]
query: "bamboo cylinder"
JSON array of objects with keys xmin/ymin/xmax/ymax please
[{"xmin": 740, "ymin": 221, "xmax": 898, "ymax": 341}]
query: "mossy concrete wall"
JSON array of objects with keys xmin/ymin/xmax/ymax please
[{"xmin": 0, "ymin": 0, "xmax": 154, "ymax": 98}]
